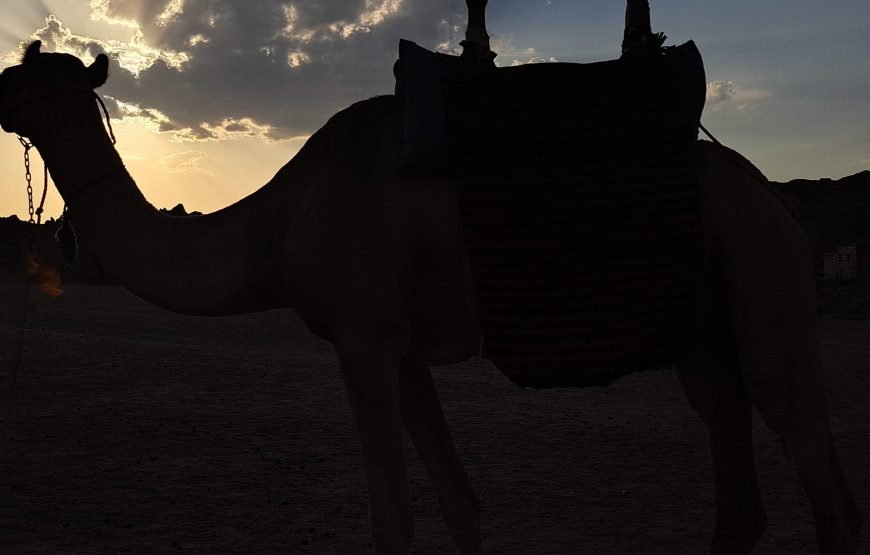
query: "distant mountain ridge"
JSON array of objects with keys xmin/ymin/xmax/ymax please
[
  {"xmin": 773, "ymin": 170, "xmax": 870, "ymax": 251},
  {"xmin": 0, "ymin": 204, "xmax": 200, "ymax": 283},
  {"xmin": 768, "ymin": 169, "xmax": 870, "ymax": 317}
]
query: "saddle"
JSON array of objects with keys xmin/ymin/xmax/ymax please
[{"xmin": 395, "ymin": 40, "xmax": 706, "ymax": 388}]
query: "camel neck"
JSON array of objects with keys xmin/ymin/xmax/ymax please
[
  {"xmin": 33, "ymin": 92, "xmax": 129, "ymax": 207},
  {"xmin": 29, "ymin": 91, "xmax": 283, "ymax": 316}
]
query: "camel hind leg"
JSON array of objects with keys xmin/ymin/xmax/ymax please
[
  {"xmin": 698, "ymin": 142, "xmax": 863, "ymax": 553},
  {"xmin": 735, "ymin": 301, "xmax": 862, "ymax": 554},
  {"xmin": 334, "ymin": 328, "xmax": 415, "ymax": 553},
  {"xmin": 400, "ymin": 361, "xmax": 482, "ymax": 553},
  {"xmin": 678, "ymin": 286, "xmax": 766, "ymax": 553}
]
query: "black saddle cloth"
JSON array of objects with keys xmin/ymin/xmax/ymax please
[{"xmin": 397, "ymin": 41, "xmax": 707, "ymax": 388}]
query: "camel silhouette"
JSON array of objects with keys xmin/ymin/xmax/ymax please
[{"xmin": 0, "ymin": 8, "xmax": 861, "ymax": 553}]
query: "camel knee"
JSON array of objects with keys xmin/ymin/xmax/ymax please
[
  {"xmin": 744, "ymin": 369, "xmax": 862, "ymax": 553},
  {"xmin": 677, "ymin": 364, "xmax": 749, "ymax": 432},
  {"xmin": 742, "ymin": 367, "xmax": 830, "ymax": 455}
]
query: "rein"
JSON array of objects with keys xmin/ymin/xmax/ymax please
[
  {"xmin": 698, "ymin": 122, "xmax": 721, "ymax": 145},
  {"xmin": 6, "ymin": 91, "xmax": 117, "ymax": 391},
  {"xmin": 94, "ymin": 92, "xmax": 117, "ymax": 145}
]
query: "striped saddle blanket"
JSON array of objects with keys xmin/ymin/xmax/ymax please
[{"xmin": 396, "ymin": 40, "xmax": 707, "ymax": 388}]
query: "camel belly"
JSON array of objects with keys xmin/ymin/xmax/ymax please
[{"xmin": 404, "ymin": 181, "xmax": 481, "ymax": 367}]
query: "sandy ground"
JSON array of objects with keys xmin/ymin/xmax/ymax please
[{"xmin": 1, "ymin": 282, "xmax": 868, "ymax": 554}]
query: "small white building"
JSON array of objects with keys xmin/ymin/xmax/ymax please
[{"xmin": 822, "ymin": 245, "xmax": 857, "ymax": 280}]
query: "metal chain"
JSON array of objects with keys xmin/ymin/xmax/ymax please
[
  {"xmin": 18, "ymin": 135, "xmax": 48, "ymax": 227},
  {"xmin": 18, "ymin": 136, "xmax": 34, "ymax": 224}
]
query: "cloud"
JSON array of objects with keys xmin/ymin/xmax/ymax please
[
  {"xmin": 706, "ymin": 79, "xmax": 771, "ymax": 110},
  {"xmin": 286, "ymin": 50, "xmax": 310, "ymax": 68},
  {"xmin": 109, "ymin": 96, "xmax": 174, "ymax": 132},
  {"xmin": 159, "ymin": 150, "xmax": 213, "ymax": 175},
  {"xmin": 172, "ymin": 117, "xmax": 295, "ymax": 143},
  {"xmin": 6, "ymin": 1, "xmax": 468, "ymax": 141},
  {"xmin": 89, "ymin": 0, "xmax": 158, "ymax": 29},
  {"xmin": 22, "ymin": 14, "xmax": 188, "ymax": 76},
  {"xmin": 156, "ymin": 0, "xmax": 185, "ymax": 28},
  {"xmin": 509, "ymin": 54, "xmax": 558, "ymax": 67},
  {"xmin": 706, "ymin": 80, "xmax": 736, "ymax": 104},
  {"xmin": 490, "ymin": 36, "xmax": 557, "ymax": 67}
]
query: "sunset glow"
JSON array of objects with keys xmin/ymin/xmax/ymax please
[{"xmin": 2, "ymin": 0, "xmax": 869, "ymax": 219}]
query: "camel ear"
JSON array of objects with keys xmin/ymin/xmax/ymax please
[
  {"xmin": 87, "ymin": 53, "xmax": 109, "ymax": 88},
  {"xmin": 23, "ymin": 40, "xmax": 41, "ymax": 65}
]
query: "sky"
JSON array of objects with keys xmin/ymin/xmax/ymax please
[{"xmin": 1, "ymin": 0, "xmax": 869, "ymax": 219}]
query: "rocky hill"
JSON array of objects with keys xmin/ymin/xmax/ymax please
[
  {"xmin": 770, "ymin": 170, "xmax": 870, "ymax": 317},
  {"xmin": 772, "ymin": 170, "xmax": 870, "ymax": 251}
]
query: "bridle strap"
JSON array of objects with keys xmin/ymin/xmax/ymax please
[
  {"xmin": 5, "ymin": 88, "xmax": 116, "ymax": 143},
  {"xmin": 1, "ymin": 85, "xmax": 88, "ymax": 121},
  {"xmin": 12, "ymin": 88, "xmax": 122, "ymax": 209},
  {"xmin": 93, "ymin": 92, "xmax": 116, "ymax": 145},
  {"xmin": 63, "ymin": 164, "xmax": 127, "ymax": 208}
]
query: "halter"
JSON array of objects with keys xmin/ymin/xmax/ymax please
[
  {"xmin": 14, "ymin": 90, "xmax": 120, "ymax": 221},
  {"xmin": 12, "ymin": 88, "xmax": 123, "ymax": 273}
]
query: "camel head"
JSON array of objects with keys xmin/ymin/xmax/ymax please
[{"xmin": 0, "ymin": 41, "xmax": 109, "ymax": 141}]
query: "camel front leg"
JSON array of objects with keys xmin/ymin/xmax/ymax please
[
  {"xmin": 335, "ymin": 330, "xmax": 414, "ymax": 554},
  {"xmin": 400, "ymin": 361, "xmax": 481, "ymax": 554}
]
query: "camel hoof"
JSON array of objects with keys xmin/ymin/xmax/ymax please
[{"xmin": 711, "ymin": 509, "xmax": 767, "ymax": 555}]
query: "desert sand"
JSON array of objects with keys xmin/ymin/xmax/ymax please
[{"xmin": 1, "ymin": 281, "xmax": 867, "ymax": 553}]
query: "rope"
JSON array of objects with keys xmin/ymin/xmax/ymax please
[
  {"xmin": 699, "ymin": 122, "xmax": 721, "ymax": 145},
  {"xmin": 38, "ymin": 166, "xmax": 48, "ymax": 223},
  {"xmin": 63, "ymin": 164, "xmax": 126, "ymax": 208},
  {"xmin": 5, "ymin": 91, "xmax": 118, "ymax": 391},
  {"xmin": 696, "ymin": 122, "xmax": 804, "ymax": 225},
  {"xmin": 95, "ymin": 92, "xmax": 116, "ymax": 145}
]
